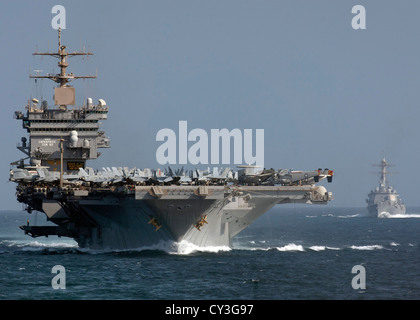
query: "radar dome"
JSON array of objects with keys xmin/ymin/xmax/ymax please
[{"xmin": 70, "ymin": 130, "xmax": 78, "ymax": 147}]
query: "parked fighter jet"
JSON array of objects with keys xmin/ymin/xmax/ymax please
[
  {"xmin": 147, "ymin": 168, "xmax": 173, "ymax": 184},
  {"xmin": 165, "ymin": 166, "xmax": 192, "ymax": 184},
  {"xmin": 131, "ymin": 168, "xmax": 149, "ymax": 183},
  {"xmin": 189, "ymin": 167, "xmax": 235, "ymax": 184},
  {"xmin": 36, "ymin": 168, "xmax": 60, "ymax": 183},
  {"xmin": 237, "ymin": 165, "xmax": 274, "ymax": 185},
  {"xmin": 9, "ymin": 168, "xmax": 39, "ymax": 182},
  {"xmin": 275, "ymin": 168, "xmax": 333, "ymax": 186},
  {"xmin": 236, "ymin": 165, "xmax": 333, "ymax": 186},
  {"xmin": 208, "ymin": 167, "xmax": 231, "ymax": 180},
  {"xmin": 192, "ymin": 168, "xmax": 210, "ymax": 183}
]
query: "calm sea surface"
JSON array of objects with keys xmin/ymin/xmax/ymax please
[{"xmin": 1, "ymin": 205, "xmax": 420, "ymax": 300}]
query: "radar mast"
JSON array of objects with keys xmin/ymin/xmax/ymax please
[{"xmin": 30, "ymin": 28, "xmax": 97, "ymax": 108}]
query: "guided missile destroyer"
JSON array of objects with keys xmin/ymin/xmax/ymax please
[
  {"xmin": 9, "ymin": 29, "xmax": 334, "ymax": 250},
  {"xmin": 366, "ymin": 157, "xmax": 405, "ymax": 217}
]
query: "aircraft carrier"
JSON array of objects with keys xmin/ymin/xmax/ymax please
[
  {"xmin": 9, "ymin": 29, "xmax": 334, "ymax": 250},
  {"xmin": 366, "ymin": 157, "xmax": 405, "ymax": 217}
]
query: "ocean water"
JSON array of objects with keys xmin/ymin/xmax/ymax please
[{"xmin": 1, "ymin": 205, "xmax": 420, "ymax": 300}]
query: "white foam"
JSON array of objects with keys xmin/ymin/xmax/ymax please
[
  {"xmin": 321, "ymin": 213, "xmax": 335, "ymax": 217},
  {"xmin": 1, "ymin": 239, "xmax": 77, "ymax": 249},
  {"xmin": 378, "ymin": 212, "xmax": 420, "ymax": 218},
  {"xmin": 235, "ymin": 246, "xmax": 271, "ymax": 251},
  {"xmin": 337, "ymin": 214, "xmax": 361, "ymax": 218},
  {"xmin": 172, "ymin": 240, "xmax": 231, "ymax": 255},
  {"xmin": 349, "ymin": 245, "xmax": 383, "ymax": 250},
  {"xmin": 233, "ymin": 242, "xmax": 343, "ymax": 252},
  {"xmin": 308, "ymin": 245, "xmax": 326, "ymax": 251},
  {"xmin": 276, "ymin": 243, "xmax": 305, "ymax": 252},
  {"xmin": 308, "ymin": 245, "xmax": 341, "ymax": 251},
  {"xmin": 4, "ymin": 239, "xmax": 231, "ymax": 255},
  {"xmin": 25, "ymin": 241, "xmax": 77, "ymax": 248},
  {"xmin": 327, "ymin": 246, "xmax": 341, "ymax": 251}
]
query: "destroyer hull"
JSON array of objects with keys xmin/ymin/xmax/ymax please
[
  {"xmin": 21, "ymin": 185, "xmax": 331, "ymax": 250},
  {"xmin": 367, "ymin": 203, "xmax": 406, "ymax": 217}
]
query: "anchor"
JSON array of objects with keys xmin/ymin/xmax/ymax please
[
  {"xmin": 148, "ymin": 217, "xmax": 162, "ymax": 231},
  {"xmin": 194, "ymin": 215, "xmax": 208, "ymax": 231}
]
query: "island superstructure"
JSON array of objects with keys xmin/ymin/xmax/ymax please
[
  {"xmin": 9, "ymin": 29, "xmax": 334, "ymax": 250},
  {"xmin": 366, "ymin": 157, "xmax": 405, "ymax": 217}
]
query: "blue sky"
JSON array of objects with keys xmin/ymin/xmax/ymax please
[{"xmin": 1, "ymin": 0, "xmax": 420, "ymax": 209}]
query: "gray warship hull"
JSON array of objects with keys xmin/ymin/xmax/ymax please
[
  {"xmin": 24, "ymin": 185, "xmax": 331, "ymax": 250},
  {"xmin": 10, "ymin": 28, "xmax": 334, "ymax": 250},
  {"xmin": 367, "ymin": 203, "xmax": 406, "ymax": 217}
]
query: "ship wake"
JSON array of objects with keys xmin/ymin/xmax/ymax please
[
  {"xmin": 0, "ymin": 239, "xmax": 231, "ymax": 255},
  {"xmin": 378, "ymin": 212, "xmax": 420, "ymax": 218},
  {"xmin": 75, "ymin": 240, "xmax": 232, "ymax": 255}
]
